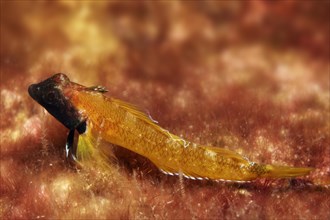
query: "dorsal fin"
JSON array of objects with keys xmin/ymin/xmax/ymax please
[
  {"xmin": 201, "ymin": 146, "xmax": 249, "ymax": 163},
  {"xmin": 111, "ymin": 98, "xmax": 157, "ymax": 124},
  {"xmin": 111, "ymin": 98, "xmax": 181, "ymax": 140},
  {"xmin": 85, "ymin": 85, "xmax": 108, "ymax": 93}
]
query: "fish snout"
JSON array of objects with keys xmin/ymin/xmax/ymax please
[{"xmin": 28, "ymin": 84, "xmax": 39, "ymax": 100}]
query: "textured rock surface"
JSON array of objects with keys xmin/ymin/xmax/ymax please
[{"xmin": 1, "ymin": 1, "xmax": 329, "ymax": 219}]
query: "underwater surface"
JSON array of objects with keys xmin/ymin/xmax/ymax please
[{"xmin": 1, "ymin": 1, "xmax": 329, "ymax": 219}]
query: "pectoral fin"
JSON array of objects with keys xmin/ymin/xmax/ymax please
[{"xmin": 75, "ymin": 125, "xmax": 116, "ymax": 169}]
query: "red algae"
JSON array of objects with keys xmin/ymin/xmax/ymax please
[{"xmin": 1, "ymin": 1, "xmax": 329, "ymax": 219}]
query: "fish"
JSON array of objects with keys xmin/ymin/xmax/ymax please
[{"xmin": 28, "ymin": 73, "xmax": 313, "ymax": 181}]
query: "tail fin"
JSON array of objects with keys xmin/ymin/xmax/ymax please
[{"xmin": 264, "ymin": 165, "xmax": 313, "ymax": 178}]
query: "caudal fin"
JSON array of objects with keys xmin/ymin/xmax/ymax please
[{"xmin": 264, "ymin": 165, "xmax": 313, "ymax": 178}]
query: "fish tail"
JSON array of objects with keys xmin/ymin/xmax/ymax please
[{"xmin": 263, "ymin": 164, "xmax": 313, "ymax": 178}]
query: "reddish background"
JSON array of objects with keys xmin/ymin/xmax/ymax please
[{"xmin": 1, "ymin": 1, "xmax": 329, "ymax": 219}]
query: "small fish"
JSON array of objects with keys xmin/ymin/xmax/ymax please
[{"xmin": 28, "ymin": 73, "xmax": 313, "ymax": 181}]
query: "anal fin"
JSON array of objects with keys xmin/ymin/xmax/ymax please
[{"xmin": 152, "ymin": 159, "xmax": 206, "ymax": 180}]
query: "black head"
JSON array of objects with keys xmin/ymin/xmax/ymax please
[{"xmin": 28, "ymin": 73, "xmax": 84, "ymax": 131}]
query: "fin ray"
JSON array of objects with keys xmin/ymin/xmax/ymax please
[
  {"xmin": 111, "ymin": 98, "xmax": 181, "ymax": 140},
  {"xmin": 264, "ymin": 165, "xmax": 313, "ymax": 178},
  {"xmin": 151, "ymin": 157, "xmax": 207, "ymax": 180},
  {"xmin": 76, "ymin": 128, "xmax": 116, "ymax": 168},
  {"xmin": 201, "ymin": 145, "xmax": 249, "ymax": 163}
]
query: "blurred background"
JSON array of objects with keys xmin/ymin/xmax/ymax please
[{"xmin": 1, "ymin": 1, "xmax": 329, "ymax": 219}]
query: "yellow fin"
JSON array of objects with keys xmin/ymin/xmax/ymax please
[
  {"xmin": 153, "ymin": 159, "xmax": 205, "ymax": 180},
  {"xmin": 76, "ymin": 128, "xmax": 116, "ymax": 169},
  {"xmin": 112, "ymin": 98, "xmax": 158, "ymax": 124},
  {"xmin": 111, "ymin": 98, "xmax": 179, "ymax": 139},
  {"xmin": 76, "ymin": 133, "xmax": 95, "ymax": 161},
  {"xmin": 201, "ymin": 145, "xmax": 249, "ymax": 163},
  {"xmin": 264, "ymin": 165, "xmax": 313, "ymax": 178}
]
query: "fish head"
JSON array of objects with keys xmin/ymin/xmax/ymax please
[{"xmin": 28, "ymin": 73, "xmax": 85, "ymax": 131}]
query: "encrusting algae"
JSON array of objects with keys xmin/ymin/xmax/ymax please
[{"xmin": 28, "ymin": 73, "xmax": 313, "ymax": 181}]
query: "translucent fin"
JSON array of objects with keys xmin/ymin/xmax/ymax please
[
  {"xmin": 112, "ymin": 98, "xmax": 157, "ymax": 124},
  {"xmin": 76, "ymin": 133, "xmax": 95, "ymax": 162},
  {"xmin": 151, "ymin": 156, "xmax": 207, "ymax": 180},
  {"xmin": 111, "ymin": 98, "xmax": 180, "ymax": 139},
  {"xmin": 84, "ymin": 85, "xmax": 108, "ymax": 93},
  {"xmin": 76, "ymin": 130, "xmax": 116, "ymax": 169},
  {"xmin": 201, "ymin": 145, "xmax": 249, "ymax": 163},
  {"xmin": 264, "ymin": 165, "xmax": 313, "ymax": 178}
]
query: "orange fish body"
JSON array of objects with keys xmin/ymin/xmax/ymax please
[{"xmin": 29, "ymin": 73, "xmax": 313, "ymax": 181}]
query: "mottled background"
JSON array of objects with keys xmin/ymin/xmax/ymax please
[{"xmin": 1, "ymin": 1, "xmax": 329, "ymax": 219}]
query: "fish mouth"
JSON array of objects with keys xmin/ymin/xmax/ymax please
[{"xmin": 28, "ymin": 84, "xmax": 38, "ymax": 100}]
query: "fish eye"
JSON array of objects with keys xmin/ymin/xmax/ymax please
[{"xmin": 46, "ymin": 91, "xmax": 56, "ymax": 103}]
